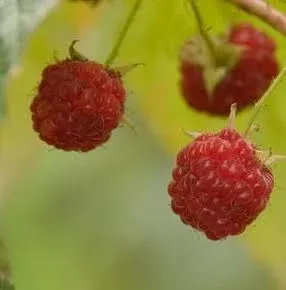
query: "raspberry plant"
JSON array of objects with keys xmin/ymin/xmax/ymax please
[{"xmin": 0, "ymin": 1, "xmax": 286, "ymax": 290}]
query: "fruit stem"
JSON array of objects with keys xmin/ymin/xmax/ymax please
[
  {"xmin": 121, "ymin": 115, "xmax": 137, "ymax": 133},
  {"xmin": 69, "ymin": 40, "xmax": 89, "ymax": 61},
  {"xmin": 182, "ymin": 129, "xmax": 202, "ymax": 139},
  {"xmin": 245, "ymin": 124, "xmax": 260, "ymax": 137},
  {"xmin": 228, "ymin": 103, "xmax": 237, "ymax": 129},
  {"xmin": 244, "ymin": 68, "xmax": 286, "ymax": 136},
  {"xmin": 227, "ymin": 0, "xmax": 286, "ymax": 36},
  {"xmin": 256, "ymin": 147, "xmax": 286, "ymax": 166},
  {"xmin": 265, "ymin": 154, "xmax": 286, "ymax": 166},
  {"xmin": 189, "ymin": 0, "xmax": 217, "ymax": 65},
  {"xmin": 112, "ymin": 63, "xmax": 144, "ymax": 76},
  {"xmin": 105, "ymin": 0, "xmax": 143, "ymax": 67}
]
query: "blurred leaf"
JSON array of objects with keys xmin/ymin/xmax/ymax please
[{"xmin": 0, "ymin": 0, "xmax": 59, "ymax": 118}]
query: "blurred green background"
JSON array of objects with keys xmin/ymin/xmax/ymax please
[{"xmin": 1, "ymin": 0, "xmax": 286, "ymax": 289}]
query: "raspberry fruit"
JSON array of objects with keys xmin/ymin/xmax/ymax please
[
  {"xmin": 31, "ymin": 55, "xmax": 126, "ymax": 152},
  {"xmin": 180, "ymin": 2, "xmax": 280, "ymax": 116},
  {"xmin": 168, "ymin": 103, "xmax": 278, "ymax": 241},
  {"xmin": 31, "ymin": 0, "xmax": 142, "ymax": 152}
]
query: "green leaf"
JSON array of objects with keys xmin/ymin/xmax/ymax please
[{"xmin": 0, "ymin": 0, "xmax": 59, "ymax": 119}]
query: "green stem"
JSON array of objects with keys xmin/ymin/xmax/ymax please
[
  {"xmin": 244, "ymin": 68, "xmax": 286, "ymax": 135},
  {"xmin": 189, "ymin": 0, "xmax": 217, "ymax": 63},
  {"xmin": 69, "ymin": 40, "xmax": 89, "ymax": 61},
  {"xmin": 105, "ymin": 0, "xmax": 143, "ymax": 67}
]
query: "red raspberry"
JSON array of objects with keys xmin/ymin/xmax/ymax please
[
  {"xmin": 168, "ymin": 127, "xmax": 274, "ymax": 241},
  {"xmin": 31, "ymin": 59, "xmax": 126, "ymax": 152},
  {"xmin": 180, "ymin": 23, "xmax": 279, "ymax": 115}
]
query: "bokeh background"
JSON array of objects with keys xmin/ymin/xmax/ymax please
[{"xmin": 1, "ymin": 0, "xmax": 286, "ymax": 289}]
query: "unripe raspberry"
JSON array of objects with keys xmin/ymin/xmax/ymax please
[{"xmin": 31, "ymin": 59, "xmax": 126, "ymax": 152}]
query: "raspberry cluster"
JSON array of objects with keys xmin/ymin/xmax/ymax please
[{"xmin": 29, "ymin": 0, "xmax": 283, "ymax": 242}]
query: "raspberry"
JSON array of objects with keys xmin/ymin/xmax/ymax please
[
  {"xmin": 180, "ymin": 23, "xmax": 279, "ymax": 115},
  {"xmin": 168, "ymin": 104, "xmax": 275, "ymax": 241},
  {"xmin": 31, "ymin": 58, "xmax": 126, "ymax": 152},
  {"xmin": 31, "ymin": 0, "xmax": 143, "ymax": 152}
]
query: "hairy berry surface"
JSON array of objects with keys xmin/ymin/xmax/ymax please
[
  {"xmin": 180, "ymin": 23, "xmax": 279, "ymax": 115},
  {"xmin": 31, "ymin": 60, "xmax": 126, "ymax": 152},
  {"xmin": 168, "ymin": 129, "xmax": 274, "ymax": 240}
]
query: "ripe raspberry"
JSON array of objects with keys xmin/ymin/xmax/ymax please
[
  {"xmin": 31, "ymin": 59, "xmax": 126, "ymax": 152},
  {"xmin": 168, "ymin": 105, "xmax": 275, "ymax": 240},
  {"xmin": 31, "ymin": 0, "xmax": 142, "ymax": 152},
  {"xmin": 180, "ymin": 23, "xmax": 279, "ymax": 115}
]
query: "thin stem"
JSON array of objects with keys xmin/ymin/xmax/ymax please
[
  {"xmin": 69, "ymin": 40, "xmax": 89, "ymax": 61},
  {"xmin": 112, "ymin": 63, "xmax": 144, "ymax": 76},
  {"xmin": 244, "ymin": 68, "xmax": 286, "ymax": 135},
  {"xmin": 228, "ymin": 103, "xmax": 237, "ymax": 129},
  {"xmin": 265, "ymin": 154, "xmax": 286, "ymax": 166},
  {"xmin": 227, "ymin": 0, "xmax": 286, "ymax": 36},
  {"xmin": 182, "ymin": 129, "xmax": 202, "ymax": 139},
  {"xmin": 188, "ymin": 0, "xmax": 217, "ymax": 62},
  {"xmin": 121, "ymin": 116, "xmax": 137, "ymax": 134},
  {"xmin": 105, "ymin": 0, "xmax": 143, "ymax": 67}
]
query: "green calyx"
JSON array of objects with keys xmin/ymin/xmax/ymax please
[
  {"xmin": 181, "ymin": 34, "xmax": 243, "ymax": 97},
  {"xmin": 186, "ymin": 0, "xmax": 243, "ymax": 98},
  {"xmin": 69, "ymin": 40, "xmax": 89, "ymax": 62},
  {"xmin": 204, "ymin": 37, "xmax": 243, "ymax": 96}
]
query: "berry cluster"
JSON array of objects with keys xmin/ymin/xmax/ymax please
[{"xmin": 30, "ymin": 0, "xmax": 284, "ymax": 241}]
